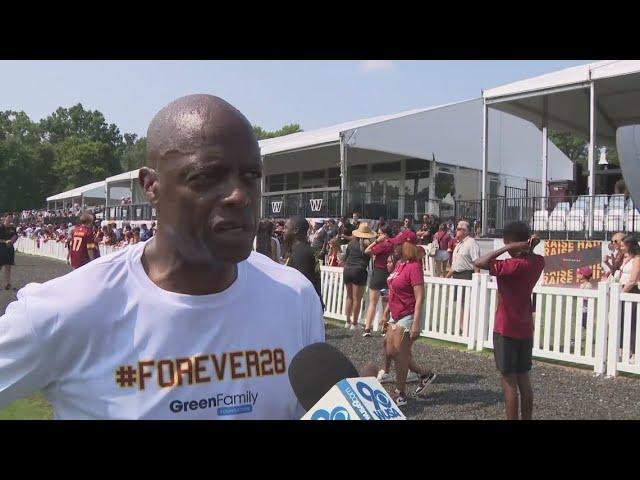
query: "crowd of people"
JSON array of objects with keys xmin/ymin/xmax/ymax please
[
  {"xmin": 252, "ymin": 211, "xmax": 640, "ymax": 410},
  {"xmin": 252, "ymin": 211, "xmax": 482, "ymax": 406},
  {"xmin": 0, "ymin": 211, "xmax": 157, "ymax": 289}
]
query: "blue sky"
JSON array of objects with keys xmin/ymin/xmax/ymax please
[{"xmin": 0, "ymin": 60, "xmax": 591, "ymax": 137}]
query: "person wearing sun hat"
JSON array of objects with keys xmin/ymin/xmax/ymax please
[{"xmin": 342, "ymin": 223, "xmax": 376, "ymax": 330}]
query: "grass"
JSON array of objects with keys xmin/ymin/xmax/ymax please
[{"xmin": 0, "ymin": 392, "xmax": 52, "ymax": 420}]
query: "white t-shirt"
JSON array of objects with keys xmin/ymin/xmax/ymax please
[{"xmin": 0, "ymin": 241, "xmax": 324, "ymax": 419}]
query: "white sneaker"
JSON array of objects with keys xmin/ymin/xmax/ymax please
[
  {"xmin": 406, "ymin": 372, "xmax": 419, "ymax": 383},
  {"xmin": 349, "ymin": 324, "xmax": 355, "ymax": 330},
  {"xmin": 345, "ymin": 322, "xmax": 351, "ymax": 329},
  {"xmin": 377, "ymin": 370, "xmax": 392, "ymax": 383}
]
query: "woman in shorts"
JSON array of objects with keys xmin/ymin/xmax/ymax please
[
  {"xmin": 342, "ymin": 223, "xmax": 376, "ymax": 330},
  {"xmin": 362, "ymin": 225, "xmax": 394, "ymax": 337},
  {"xmin": 384, "ymin": 229, "xmax": 437, "ymax": 406}
]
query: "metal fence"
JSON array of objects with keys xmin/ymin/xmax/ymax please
[
  {"xmin": 455, "ymin": 194, "xmax": 640, "ymax": 240},
  {"xmin": 106, "ymin": 204, "xmax": 156, "ymax": 222}
]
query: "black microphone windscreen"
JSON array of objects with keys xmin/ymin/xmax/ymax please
[{"xmin": 288, "ymin": 342, "xmax": 359, "ymax": 410}]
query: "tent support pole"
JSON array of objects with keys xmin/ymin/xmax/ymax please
[
  {"xmin": 542, "ymin": 97, "xmax": 549, "ymax": 212},
  {"xmin": 588, "ymin": 81, "xmax": 596, "ymax": 238},
  {"xmin": 481, "ymin": 100, "xmax": 489, "ymax": 236},
  {"xmin": 340, "ymin": 135, "xmax": 348, "ymax": 217}
]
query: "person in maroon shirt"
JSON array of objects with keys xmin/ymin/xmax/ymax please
[
  {"xmin": 383, "ymin": 229, "xmax": 437, "ymax": 406},
  {"xmin": 445, "ymin": 236, "xmax": 458, "ymax": 276},
  {"xmin": 474, "ymin": 221, "xmax": 543, "ymax": 420},
  {"xmin": 433, "ymin": 223, "xmax": 452, "ymax": 277},
  {"xmin": 362, "ymin": 225, "xmax": 394, "ymax": 337},
  {"xmin": 66, "ymin": 213, "xmax": 99, "ymax": 270}
]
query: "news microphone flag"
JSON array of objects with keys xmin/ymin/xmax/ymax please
[{"xmin": 302, "ymin": 377, "xmax": 406, "ymax": 420}]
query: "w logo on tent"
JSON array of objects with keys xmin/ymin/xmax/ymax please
[
  {"xmin": 310, "ymin": 198, "xmax": 323, "ymax": 212},
  {"xmin": 271, "ymin": 201, "xmax": 283, "ymax": 214}
]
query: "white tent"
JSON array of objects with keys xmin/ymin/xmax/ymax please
[
  {"xmin": 260, "ymin": 99, "xmax": 571, "ymax": 178},
  {"xmin": 482, "ymin": 60, "xmax": 640, "ymax": 235},
  {"xmin": 46, "ymin": 181, "xmax": 106, "ymax": 209},
  {"xmin": 261, "ymin": 98, "xmax": 573, "ymax": 215},
  {"xmin": 484, "ymin": 60, "xmax": 640, "ymax": 145},
  {"xmin": 105, "ymin": 169, "xmax": 143, "ymax": 206}
]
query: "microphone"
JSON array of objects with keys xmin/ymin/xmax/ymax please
[{"xmin": 288, "ymin": 343, "xmax": 406, "ymax": 420}]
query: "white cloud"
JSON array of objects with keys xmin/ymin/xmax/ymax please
[{"xmin": 359, "ymin": 60, "xmax": 395, "ymax": 73}]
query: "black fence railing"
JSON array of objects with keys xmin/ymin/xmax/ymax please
[
  {"xmin": 262, "ymin": 189, "xmax": 459, "ymax": 221},
  {"xmin": 456, "ymin": 194, "xmax": 640, "ymax": 240},
  {"xmin": 106, "ymin": 204, "xmax": 156, "ymax": 222},
  {"xmin": 263, "ymin": 191, "xmax": 342, "ymax": 219}
]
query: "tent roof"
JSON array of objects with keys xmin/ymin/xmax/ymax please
[
  {"xmin": 259, "ymin": 100, "xmax": 468, "ymax": 156},
  {"xmin": 105, "ymin": 169, "xmax": 140, "ymax": 183},
  {"xmin": 484, "ymin": 61, "xmax": 640, "ymax": 100},
  {"xmin": 46, "ymin": 181, "xmax": 105, "ymax": 202},
  {"xmin": 483, "ymin": 60, "xmax": 640, "ymax": 145}
]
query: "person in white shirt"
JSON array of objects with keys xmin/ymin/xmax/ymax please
[
  {"xmin": 446, "ymin": 220, "xmax": 480, "ymax": 334},
  {"xmin": 0, "ymin": 94, "xmax": 324, "ymax": 420},
  {"xmin": 447, "ymin": 220, "xmax": 480, "ymax": 280}
]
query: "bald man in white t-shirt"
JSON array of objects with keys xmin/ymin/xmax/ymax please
[{"xmin": 0, "ymin": 95, "xmax": 324, "ymax": 419}]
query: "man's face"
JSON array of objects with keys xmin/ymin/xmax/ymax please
[
  {"xmin": 352, "ymin": 213, "xmax": 359, "ymax": 223},
  {"xmin": 149, "ymin": 116, "xmax": 261, "ymax": 264},
  {"xmin": 423, "ymin": 215, "xmax": 429, "ymax": 224},
  {"xmin": 404, "ymin": 218, "xmax": 410, "ymax": 227},
  {"xmin": 503, "ymin": 237, "xmax": 521, "ymax": 258},
  {"xmin": 613, "ymin": 234, "xmax": 624, "ymax": 251},
  {"xmin": 283, "ymin": 219, "xmax": 296, "ymax": 242},
  {"xmin": 456, "ymin": 222, "xmax": 469, "ymax": 240},
  {"xmin": 4, "ymin": 215, "xmax": 13, "ymax": 226}
]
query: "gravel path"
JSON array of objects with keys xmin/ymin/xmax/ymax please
[
  {"xmin": 326, "ymin": 323, "xmax": 640, "ymax": 419},
  {"xmin": 2, "ymin": 254, "xmax": 639, "ymax": 420}
]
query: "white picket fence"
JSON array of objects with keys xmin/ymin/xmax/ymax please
[
  {"xmin": 15, "ymin": 237, "xmax": 126, "ymax": 261},
  {"xmin": 14, "ymin": 237, "xmax": 639, "ymax": 377},
  {"xmin": 320, "ymin": 264, "xmax": 639, "ymax": 377},
  {"xmin": 607, "ymin": 283, "xmax": 640, "ymax": 376}
]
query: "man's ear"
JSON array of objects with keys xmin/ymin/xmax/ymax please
[{"xmin": 139, "ymin": 167, "xmax": 159, "ymax": 206}]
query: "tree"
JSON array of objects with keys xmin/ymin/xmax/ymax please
[
  {"xmin": 0, "ymin": 104, "xmax": 303, "ymax": 213},
  {"xmin": 39, "ymin": 104, "xmax": 122, "ymax": 149},
  {"xmin": 52, "ymin": 137, "xmax": 115, "ymax": 191},
  {"xmin": 253, "ymin": 123, "xmax": 302, "ymax": 140},
  {"xmin": 549, "ymin": 131, "xmax": 619, "ymax": 168},
  {"xmin": 119, "ymin": 134, "xmax": 147, "ymax": 172}
]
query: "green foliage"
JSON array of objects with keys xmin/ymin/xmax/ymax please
[
  {"xmin": 0, "ymin": 106, "xmax": 301, "ymax": 212},
  {"xmin": 549, "ymin": 131, "xmax": 619, "ymax": 168},
  {"xmin": 253, "ymin": 123, "xmax": 302, "ymax": 140}
]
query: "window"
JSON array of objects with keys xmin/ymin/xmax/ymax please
[
  {"xmin": 267, "ymin": 174, "xmax": 285, "ymax": 192},
  {"xmin": 405, "ymin": 158, "xmax": 431, "ymax": 176},
  {"xmin": 285, "ymin": 172, "xmax": 299, "ymax": 190},
  {"xmin": 372, "ymin": 161, "xmax": 401, "ymax": 174},
  {"xmin": 435, "ymin": 166, "xmax": 455, "ymax": 200},
  {"xmin": 328, "ymin": 168, "xmax": 340, "ymax": 188},
  {"xmin": 301, "ymin": 169, "xmax": 325, "ymax": 180}
]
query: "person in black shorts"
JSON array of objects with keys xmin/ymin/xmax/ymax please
[
  {"xmin": 283, "ymin": 215, "xmax": 323, "ymax": 308},
  {"xmin": 342, "ymin": 223, "xmax": 375, "ymax": 330},
  {"xmin": 362, "ymin": 225, "xmax": 394, "ymax": 337},
  {"xmin": 474, "ymin": 222, "xmax": 544, "ymax": 420},
  {"xmin": 0, "ymin": 215, "xmax": 18, "ymax": 290}
]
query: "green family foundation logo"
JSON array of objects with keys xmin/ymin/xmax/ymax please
[{"xmin": 169, "ymin": 390, "xmax": 259, "ymax": 416}]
